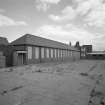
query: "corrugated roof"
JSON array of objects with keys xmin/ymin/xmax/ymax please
[
  {"xmin": 88, "ymin": 51, "xmax": 105, "ymax": 55},
  {"xmin": 0, "ymin": 37, "xmax": 9, "ymax": 45},
  {"xmin": 11, "ymin": 34, "xmax": 78, "ymax": 51}
]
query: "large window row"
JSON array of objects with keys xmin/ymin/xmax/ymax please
[{"xmin": 28, "ymin": 46, "xmax": 73, "ymax": 60}]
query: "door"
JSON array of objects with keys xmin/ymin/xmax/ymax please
[{"xmin": 18, "ymin": 53, "xmax": 26, "ymax": 65}]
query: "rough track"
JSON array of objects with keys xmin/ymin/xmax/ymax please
[{"xmin": 0, "ymin": 60, "xmax": 105, "ymax": 105}]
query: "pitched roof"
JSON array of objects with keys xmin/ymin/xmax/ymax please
[
  {"xmin": 10, "ymin": 34, "xmax": 78, "ymax": 51},
  {"xmin": 88, "ymin": 51, "xmax": 105, "ymax": 55},
  {"xmin": 0, "ymin": 37, "xmax": 9, "ymax": 45}
]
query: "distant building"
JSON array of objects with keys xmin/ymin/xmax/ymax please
[
  {"xmin": 86, "ymin": 51, "xmax": 105, "ymax": 59},
  {"xmin": 74, "ymin": 41, "xmax": 81, "ymax": 50},
  {"xmin": 82, "ymin": 45, "xmax": 92, "ymax": 53},
  {"xmin": 80, "ymin": 45, "xmax": 92, "ymax": 59},
  {"xmin": 0, "ymin": 37, "xmax": 9, "ymax": 45}
]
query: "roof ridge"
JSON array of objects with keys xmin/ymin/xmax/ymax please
[
  {"xmin": 10, "ymin": 34, "xmax": 28, "ymax": 45},
  {"xmin": 25, "ymin": 34, "xmax": 69, "ymax": 46},
  {"xmin": 10, "ymin": 34, "xmax": 79, "ymax": 51}
]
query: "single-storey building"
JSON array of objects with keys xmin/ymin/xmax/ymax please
[
  {"xmin": 10, "ymin": 34, "xmax": 80, "ymax": 66},
  {"xmin": 80, "ymin": 45, "xmax": 92, "ymax": 59},
  {"xmin": 86, "ymin": 51, "xmax": 105, "ymax": 59}
]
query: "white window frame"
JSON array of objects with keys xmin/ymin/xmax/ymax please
[
  {"xmin": 71, "ymin": 51, "xmax": 73, "ymax": 56},
  {"xmin": 67, "ymin": 50, "xmax": 69, "ymax": 57},
  {"xmin": 59, "ymin": 50, "xmax": 61, "ymax": 58},
  {"xmin": 64, "ymin": 50, "xmax": 66, "ymax": 57},
  {"xmin": 63, "ymin": 50, "xmax": 65, "ymax": 58},
  {"xmin": 65, "ymin": 50, "xmax": 67, "ymax": 57},
  {"xmin": 54, "ymin": 49, "xmax": 57, "ymax": 58},
  {"xmin": 58, "ymin": 49, "xmax": 59, "ymax": 58},
  {"xmin": 46, "ymin": 48, "xmax": 49, "ymax": 58},
  {"xmin": 51, "ymin": 49, "xmax": 53, "ymax": 58},
  {"xmin": 61, "ymin": 50, "xmax": 63, "ymax": 58},
  {"xmin": 34, "ymin": 47, "xmax": 39, "ymax": 59},
  {"xmin": 28, "ymin": 46, "xmax": 32, "ymax": 59},
  {"xmin": 41, "ymin": 47, "xmax": 44, "ymax": 58}
]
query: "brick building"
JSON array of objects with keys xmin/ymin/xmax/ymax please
[
  {"xmin": 10, "ymin": 34, "xmax": 80, "ymax": 66},
  {"xmin": 0, "ymin": 37, "xmax": 9, "ymax": 67},
  {"xmin": 80, "ymin": 45, "xmax": 92, "ymax": 59}
]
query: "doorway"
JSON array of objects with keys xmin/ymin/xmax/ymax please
[
  {"xmin": 17, "ymin": 53, "xmax": 26, "ymax": 65},
  {"xmin": 13, "ymin": 51, "xmax": 27, "ymax": 66}
]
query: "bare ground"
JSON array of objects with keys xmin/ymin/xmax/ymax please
[{"xmin": 0, "ymin": 60, "xmax": 105, "ymax": 105}]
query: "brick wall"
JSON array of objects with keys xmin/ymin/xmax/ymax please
[{"xmin": 0, "ymin": 51, "xmax": 6, "ymax": 68}]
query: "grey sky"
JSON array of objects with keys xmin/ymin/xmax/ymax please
[{"xmin": 0, "ymin": 0, "xmax": 105, "ymax": 51}]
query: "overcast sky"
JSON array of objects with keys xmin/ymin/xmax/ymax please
[{"xmin": 0, "ymin": 0, "xmax": 105, "ymax": 50}]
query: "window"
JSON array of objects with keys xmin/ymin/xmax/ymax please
[
  {"xmin": 61, "ymin": 50, "xmax": 63, "ymax": 58},
  {"xmin": 46, "ymin": 48, "xmax": 49, "ymax": 58},
  {"xmin": 54, "ymin": 49, "xmax": 57, "ymax": 58},
  {"xmin": 67, "ymin": 50, "xmax": 69, "ymax": 57},
  {"xmin": 59, "ymin": 50, "xmax": 61, "ymax": 58},
  {"xmin": 41, "ymin": 47, "xmax": 44, "ymax": 58},
  {"xmin": 66, "ymin": 50, "xmax": 67, "ymax": 57},
  {"xmin": 64, "ymin": 50, "xmax": 66, "ymax": 57},
  {"xmin": 68, "ymin": 51, "xmax": 70, "ymax": 56},
  {"xmin": 28, "ymin": 46, "xmax": 32, "ymax": 59},
  {"xmin": 71, "ymin": 51, "xmax": 73, "ymax": 56},
  {"xmin": 34, "ymin": 47, "xmax": 39, "ymax": 59},
  {"xmin": 69, "ymin": 51, "xmax": 71, "ymax": 56},
  {"xmin": 51, "ymin": 49, "xmax": 53, "ymax": 58},
  {"xmin": 58, "ymin": 49, "xmax": 59, "ymax": 58},
  {"xmin": 63, "ymin": 50, "xmax": 65, "ymax": 58}
]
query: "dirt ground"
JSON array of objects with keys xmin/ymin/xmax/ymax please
[{"xmin": 0, "ymin": 60, "xmax": 105, "ymax": 105}]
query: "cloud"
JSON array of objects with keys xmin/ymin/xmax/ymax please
[
  {"xmin": 76, "ymin": 1, "xmax": 91, "ymax": 16},
  {"xmin": 35, "ymin": 24, "xmax": 96, "ymax": 45},
  {"xmin": 49, "ymin": 0, "xmax": 105, "ymax": 27},
  {"xmin": 76, "ymin": 0, "xmax": 105, "ymax": 27},
  {"xmin": 0, "ymin": 14, "xmax": 27, "ymax": 27},
  {"xmin": 35, "ymin": 0, "xmax": 61, "ymax": 11},
  {"xmin": 0, "ymin": 9, "xmax": 5, "ymax": 13},
  {"xmin": 49, "ymin": 6, "xmax": 77, "ymax": 21},
  {"xmin": 85, "ymin": 4, "xmax": 105, "ymax": 27},
  {"xmin": 92, "ymin": 35, "xmax": 105, "ymax": 51},
  {"xmin": 35, "ymin": 24, "xmax": 105, "ymax": 50}
]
